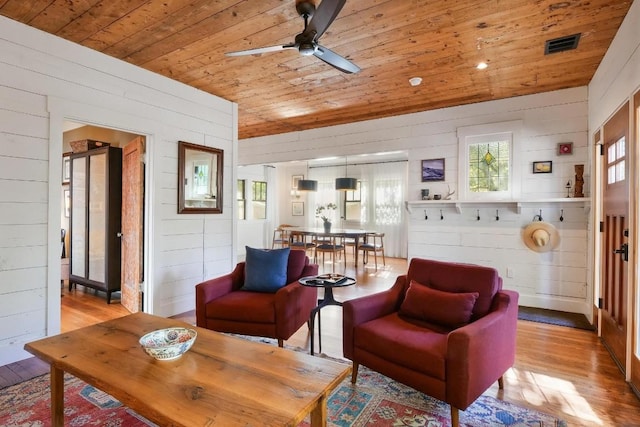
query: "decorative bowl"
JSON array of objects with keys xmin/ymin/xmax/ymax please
[{"xmin": 139, "ymin": 327, "xmax": 197, "ymax": 360}]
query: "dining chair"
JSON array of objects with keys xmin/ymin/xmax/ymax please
[
  {"xmin": 358, "ymin": 232, "xmax": 385, "ymax": 269},
  {"xmin": 315, "ymin": 235, "xmax": 346, "ymax": 273},
  {"xmin": 289, "ymin": 230, "xmax": 316, "ymax": 256},
  {"xmin": 272, "ymin": 224, "xmax": 293, "ymax": 249}
]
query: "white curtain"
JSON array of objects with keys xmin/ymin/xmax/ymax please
[{"xmin": 309, "ymin": 161, "xmax": 408, "ymax": 258}]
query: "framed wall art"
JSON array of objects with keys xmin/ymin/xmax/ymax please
[
  {"xmin": 421, "ymin": 158, "xmax": 445, "ymax": 182},
  {"xmin": 533, "ymin": 161, "xmax": 553, "ymax": 174},
  {"xmin": 292, "ymin": 174, "xmax": 303, "ymax": 189},
  {"xmin": 292, "ymin": 201, "xmax": 304, "ymax": 216},
  {"xmin": 557, "ymin": 142, "xmax": 573, "ymax": 155},
  {"xmin": 62, "ymin": 153, "xmax": 71, "ymax": 184}
]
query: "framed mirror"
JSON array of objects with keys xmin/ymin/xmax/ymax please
[{"xmin": 178, "ymin": 141, "xmax": 223, "ymax": 214}]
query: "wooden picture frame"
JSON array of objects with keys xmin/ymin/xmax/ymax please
[
  {"xmin": 421, "ymin": 158, "xmax": 445, "ymax": 182},
  {"xmin": 533, "ymin": 161, "xmax": 553, "ymax": 174},
  {"xmin": 292, "ymin": 201, "xmax": 304, "ymax": 216},
  {"xmin": 292, "ymin": 174, "xmax": 304, "ymax": 189},
  {"xmin": 178, "ymin": 141, "xmax": 223, "ymax": 214},
  {"xmin": 62, "ymin": 152, "xmax": 71, "ymax": 185},
  {"xmin": 557, "ymin": 142, "xmax": 573, "ymax": 155},
  {"xmin": 64, "ymin": 189, "xmax": 71, "ymax": 217}
]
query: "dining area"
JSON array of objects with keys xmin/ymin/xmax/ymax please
[{"xmin": 273, "ymin": 225, "xmax": 386, "ymax": 272}]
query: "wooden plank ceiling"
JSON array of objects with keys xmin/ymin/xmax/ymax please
[{"xmin": 0, "ymin": 0, "xmax": 632, "ymax": 139}]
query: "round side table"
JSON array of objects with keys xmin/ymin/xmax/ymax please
[{"xmin": 299, "ymin": 275, "xmax": 356, "ymax": 355}]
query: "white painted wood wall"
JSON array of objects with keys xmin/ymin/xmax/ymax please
[
  {"xmin": 240, "ymin": 86, "xmax": 593, "ymax": 316},
  {"xmin": 0, "ymin": 17, "xmax": 237, "ymax": 365}
]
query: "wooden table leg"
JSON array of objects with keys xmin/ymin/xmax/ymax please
[
  {"xmin": 309, "ymin": 394, "xmax": 327, "ymax": 427},
  {"xmin": 50, "ymin": 365, "xmax": 64, "ymax": 426}
]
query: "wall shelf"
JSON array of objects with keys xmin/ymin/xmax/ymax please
[{"xmin": 405, "ymin": 198, "xmax": 591, "ymax": 214}]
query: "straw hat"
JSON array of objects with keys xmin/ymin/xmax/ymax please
[{"xmin": 522, "ymin": 221, "xmax": 560, "ymax": 253}]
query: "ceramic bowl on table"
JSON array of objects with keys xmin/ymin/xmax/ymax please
[{"xmin": 139, "ymin": 327, "xmax": 197, "ymax": 360}]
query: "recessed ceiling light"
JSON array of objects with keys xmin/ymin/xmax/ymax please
[
  {"xmin": 409, "ymin": 77, "xmax": 422, "ymax": 86},
  {"xmin": 476, "ymin": 62, "xmax": 488, "ymax": 70}
]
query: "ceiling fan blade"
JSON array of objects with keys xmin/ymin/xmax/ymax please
[
  {"xmin": 305, "ymin": 0, "xmax": 346, "ymax": 40},
  {"xmin": 314, "ymin": 45, "xmax": 360, "ymax": 74},
  {"xmin": 226, "ymin": 44, "xmax": 296, "ymax": 57}
]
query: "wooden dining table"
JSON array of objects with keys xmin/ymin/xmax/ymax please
[
  {"xmin": 24, "ymin": 312, "xmax": 350, "ymax": 427},
  {"xmin": 289, "ymin": 228, "xmax": 375, "ymax": 267}
]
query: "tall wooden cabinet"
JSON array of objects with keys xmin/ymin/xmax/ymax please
[{"xmin": 70, "ymin": 146, "xmax": 122, "ymax": 303}]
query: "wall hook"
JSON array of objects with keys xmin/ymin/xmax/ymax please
[
  {"xmin": 424, "ymin": 209, "xmax": 428, "ymax": 220},
  {"xmin": 496, "ymin": 209, "xmax": 500, "ymax": 221},
  {"xmin": 533, "ymin": 209, "xmax": 543, "ymax": 222},
  {"xmin": 477, "ymin": 209, "xmax": 481, "ymax": 221},
  {"xmin": 440, "ymin": 209, "xmax": 444, "ymax": 220},
  {"xmin": 559, "ymin": 209, "xmax": 564, "ymax": 222}
]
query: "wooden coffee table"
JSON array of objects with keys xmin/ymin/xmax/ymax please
[{"xmin": 24, "ymin": 312, "xmax": 350, "ymax": 426}]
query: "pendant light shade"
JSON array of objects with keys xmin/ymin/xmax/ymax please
[
  {"xmin": 335, "ymin": 177, "xmax": 357, "ymax": 190},
  {"xmin": 336, "ymin": 157, "xmax": 357, "ymax": 190},
  {"xmin": 297, "ymin": 179, "xmax": 318, "ymax": 192}
]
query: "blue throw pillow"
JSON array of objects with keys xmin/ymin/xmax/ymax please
[{"xmin": 243, "ymin": 246, "xmax": 290, "ymax": 292}]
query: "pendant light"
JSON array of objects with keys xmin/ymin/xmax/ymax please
[
  {"xmin": 335, "ymin": 157, "xmax": 357, "ymax": 190},
  {"xmin": 297, "ymin": 161, "xmax": 317, "ymax": 192}
]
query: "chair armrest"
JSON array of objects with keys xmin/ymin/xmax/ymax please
[
  {"xmin": 342, "ymin": 275, "xmax": 407, "ymax": 359},
  {"xmin": 274, "ymin": 263, "xmax": 319, "ymax": 338},
  {"xmin": 446, "ymin": 290, "xmax": 519, "ymax": 410},
  {"xmin": 195, "ymin": 263, "xmax": 244, "ymax": 327}
]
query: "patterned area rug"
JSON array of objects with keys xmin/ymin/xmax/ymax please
[{"xmin": 0, "ymin": 363, "xmax": 565, "ymax": 427}]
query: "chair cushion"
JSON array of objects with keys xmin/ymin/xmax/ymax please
[
  {"xmin": 206, "ymin": 291, "xmax": 276, "ymax": 323},
  {"xmin": 399, "ymin": 280, "xmax": 479, "ymax": 329},
  {"xmin": 243, "ymin": 246, "xmax": 290, "ymax": 292},
  {"xmin": 354, "ymin": 313, "xmax": 448, "ymax": 380}
]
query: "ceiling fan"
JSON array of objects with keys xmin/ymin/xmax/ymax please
[{"xmin": 225, "ymin": 0, "xmax": 360, "ymax": 74}]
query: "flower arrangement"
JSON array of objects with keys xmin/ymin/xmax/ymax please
[{"xmin": 315, "ymin": 203, "xmax": 337, "ymax": 223}]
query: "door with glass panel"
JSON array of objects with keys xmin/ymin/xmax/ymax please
[{"xmin": 601, "ymin": 102, "xmax": 629, "ymax": 371}]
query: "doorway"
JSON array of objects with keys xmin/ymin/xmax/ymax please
[{"xmin": 61, "ymin": 122, "xmax": 146, "ymax": 330}]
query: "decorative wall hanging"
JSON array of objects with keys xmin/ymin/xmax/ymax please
[
  {"xmin": 557, "ymin": 142, "xmax": 573, "ymax": 155},
  {"xmin": 532, "ymin": 161, "xmax": 552, "ymax": 174},
  {"xmin": 421, "ymin": 158, "xmax": 445, "ymax": 182}
]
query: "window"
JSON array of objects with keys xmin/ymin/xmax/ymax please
[
  {"xmin": 344, "ymin": 181, "xmax": 362, "ymax": 221},
  {"xmin": 607, "ymin": 136, "xmax": 626, "ymax": 184},
  {"xmin": 468, "ymin": 139, "xmax": 510, "ymax": 193},
  {"xmin": 252, "ymin": 181, "xmax": 267, "ymax": 219},
  {"xmin": 458, "ymin": 121, "xmax": 521, "ymax": 200},
  {"xmin": 237, "ymin": 179, "xmax": 246, "ymax": 220}
]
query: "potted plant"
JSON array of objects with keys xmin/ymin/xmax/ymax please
[{"xmin": 316, "ymin": 203, "xmax": 337, "ymax": 233}]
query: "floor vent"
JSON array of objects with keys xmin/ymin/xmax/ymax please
[{"xmin": 545, "ymin": 33, "xmax": 581, "ymax": 54}]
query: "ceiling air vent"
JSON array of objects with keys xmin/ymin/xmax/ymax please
[{"xmin": 545, "ymin": 33, "xmax": 581, "ymax": 55}]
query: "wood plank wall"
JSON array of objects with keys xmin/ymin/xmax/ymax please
[{"xmin": 0, "ymin": 16, "xmax": 236, "ymax": 366}]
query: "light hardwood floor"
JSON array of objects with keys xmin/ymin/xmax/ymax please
[{"xmin": 2, "ymin": 255, "xmax": 640, "ymax": 426}]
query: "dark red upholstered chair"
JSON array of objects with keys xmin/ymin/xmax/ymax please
[
  {"xmin": 343, "ymin": 258, "xmax": 519, "ymax": 427},
  {"xmin": 195, "ymin": 250, "xmax": 319, "ymax": 347}
]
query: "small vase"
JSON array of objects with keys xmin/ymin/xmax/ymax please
[{"xmin": 323, "ymin": 221, "xmax": 332, "ymax": 233}]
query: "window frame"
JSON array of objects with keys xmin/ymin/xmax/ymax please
[
  {"xmin": 237, "ymin": 179, "xmax": 246, "ymax": 220},
  {"xmin": 457, "ymin": 121, "xmax": 522, "ymax": 201}
]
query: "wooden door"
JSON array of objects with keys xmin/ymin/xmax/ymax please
[
  {"xmin": 121, "ymin": 137, "xmax": 145, "ymax": 313},
  {"xmin": 601, "ymin": 102, "xmax": 629, "ymax": 371},
  {"xmin": 631, "ymin": 91, "xmax": 640, "ymax": 391}
]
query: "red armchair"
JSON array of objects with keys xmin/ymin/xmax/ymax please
[
  {"xmin": 196, "ymin": 249, "xmax": 318, "ymax": 347},
  {"xmin": 343, "ymin": 258, "xmax": 518, "ymax": 427}
]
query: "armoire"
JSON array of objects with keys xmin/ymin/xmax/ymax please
[{"xmin": 69, "ymin": 144, "xmax": 122, "ymax": 303}]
